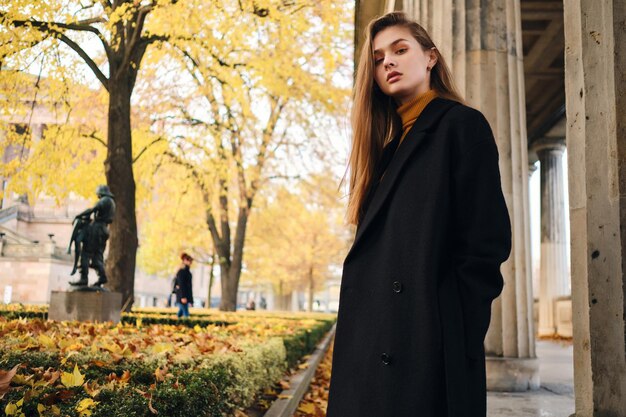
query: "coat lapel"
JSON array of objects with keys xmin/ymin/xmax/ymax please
[{"xmin": 346, "ymin": 98, "xmax": 459, "ymax": 261}]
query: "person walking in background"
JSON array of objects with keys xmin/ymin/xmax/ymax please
[
  {"xmin": 173, "ymin": 253, "xmax": 194, "ymax": 318},
  {"xmin": 327, "ymin": 12, "xmax": 511, "ymax": 417}
]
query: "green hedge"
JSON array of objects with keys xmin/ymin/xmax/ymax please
[
  {"xmin": 282, "ymin": 319, "xmax": 334, "ymax": 367},
  {"xmin": 1, "ymin": 339, "xmax": 287, "ymax": 417},
  {"xmin": 0, "ymin": 308, "xmax": 336, "ymax": 416},
  {"xmin": 121, "ymin": 314, "xmax": 232, "ymax": 328}
]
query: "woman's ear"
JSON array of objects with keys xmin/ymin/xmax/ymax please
[{"xmin": 429, "ymin": 47, "xmax": 438, "ymax": 68}]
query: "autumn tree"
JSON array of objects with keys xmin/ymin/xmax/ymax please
[
  {"xmin": 245, "ymin": 174, "xmax": 350, "ymax": 311},
  {"xmin": 144, "ymin": 0, "xmax": 352, "ymax": 310},
  {"xmin": 0, "ymin": 0, "xmax": 182, "ymax": 307}
]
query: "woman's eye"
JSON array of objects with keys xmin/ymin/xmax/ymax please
[
  {"xmin": 396, "ymin": 48, "xmax": 407, "ymax": 54},
  {"xmin": 374, "ymin": 58, "xmax": 383, "ymax": 65}
]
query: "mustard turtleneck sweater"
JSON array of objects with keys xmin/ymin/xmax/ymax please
[
  {"xmin": 396, "ymin": 89, "xmax": 438, "ymax": 144},
  {"xmin": 379, "ymin": 90, "xmax": 438, "ymax": 181}
]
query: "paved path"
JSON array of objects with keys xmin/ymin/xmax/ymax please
[{"xmin": 487, "ymin": 340, "xmax": 574, "ymax": 417}]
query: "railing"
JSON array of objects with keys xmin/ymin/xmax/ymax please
[
  {"xmin": 0, "ymin": 206, "xmax": 18, "ymax": 223},
  {"xmin": 1, "ymin": 241, "xmax": 72, "ymax": 261}
]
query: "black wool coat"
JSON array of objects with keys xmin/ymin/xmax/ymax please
[
  {"xmin": 326, "ymin": 98, "xmax": 512, "ymax": 417},
  {"xmin": 174, "ymin": 266, "xmax": 193, "ymax": 305}
]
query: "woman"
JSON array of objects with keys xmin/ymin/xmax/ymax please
[
  {"xmin": 173, "ymin": 252, "xmax": 194, "ymax": 318},
  {"xmin": 326, "ymin": 12, "xmax": 511, "ymax": 417}
]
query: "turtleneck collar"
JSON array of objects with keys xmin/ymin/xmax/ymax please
[{"xmin": 396, "ymin": 89, "xmax": 438, "ymax": 139}]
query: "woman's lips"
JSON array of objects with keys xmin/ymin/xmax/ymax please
[{"xmin": 387, "ymin": 72, "xmax": 402, "ymax": 84}]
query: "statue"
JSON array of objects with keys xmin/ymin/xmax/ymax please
[{"xmin": 67, "ymin": 185, "xmax": 116, "ymax": 287}]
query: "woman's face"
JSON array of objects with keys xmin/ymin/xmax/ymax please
[{"xmin": 372, "ymin": 25, "xmax": 436, "ymax": 104}]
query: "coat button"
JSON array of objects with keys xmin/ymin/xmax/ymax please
[
  {"xmin": 392, "ymin": 281, "xmax": 403, "ymax": 293},
  {"xmin": 381, "ymin": 352, "xmax": 392, "ymax": 365}
]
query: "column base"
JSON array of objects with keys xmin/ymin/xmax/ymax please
[
  {"xmin": 537, "ymin": 326, "xmax": 557, "ymax": 337},
  {"xmin": 49, "ymin": 290, "xmax": 122, "ymax": 323},
  {"xmin": 486, "ymin": 356, "xmax": 540, "ymax": 391}
]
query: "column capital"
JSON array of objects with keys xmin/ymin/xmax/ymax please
[{"xmin": 531, "ymin": 137, "xmax": 566, "ymax": 154}]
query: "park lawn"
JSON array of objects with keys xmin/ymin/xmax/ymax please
[{"xmin": 0, "ymin": 306, "xmax": 335, "ymax": 417}]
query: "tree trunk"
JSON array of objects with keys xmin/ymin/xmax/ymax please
[
  {"xmin": 219, "ymin": 263, "xmax": 237, "ymax": 311},
  {"xmin": 207, "ymin": 252, "xmax": 215, "ymax": 309},
  {"xmin": 308, "ymin": 266, "xmax": 314, "ymax": 312},
  {"xmin": 218, "ymin": 207, "xmax": 250, "ymax": 311},
  {"xmin": 105, "ymin": 74, "xmax": 138, "ymax": 311}
]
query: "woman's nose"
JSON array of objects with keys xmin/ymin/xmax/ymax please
[{"xmin": 384, "ymin": 57, "xmax": 396, "ymax": 69}]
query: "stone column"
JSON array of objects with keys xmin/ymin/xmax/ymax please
[
  {"xmin": 563, "ymin": 0, "xmax": 626, "ymax": 415},
  {"xmin": 534, "ymin": 137, "xmax": 569, "ymax": 336},
  {"xmin": 528, "ymin": 161, "xmax": 538, "ymax": 301},
  {"xmin": 404, "ymin": 0, "xmax": 539, "ymax": 390}
]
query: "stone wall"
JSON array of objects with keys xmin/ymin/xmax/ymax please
[{"xmin": 0, "ymin": 257, "xmax": 71, "ymax": 304}]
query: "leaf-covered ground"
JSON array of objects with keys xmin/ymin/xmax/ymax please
[
  {"xmin": 0, "ymin": 309, "xmax": 336, "ymax": 416},
  {"xmin": 293, "ymin": 337, "xmax": 334, "ymax": 417}
]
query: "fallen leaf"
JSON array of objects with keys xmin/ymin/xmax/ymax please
[
  {"xmin": 61, "ymin": 364, "xmax": 84, "ymax": 388},
  {"xmin": 297, "ymin": 402, "xmax": 316, "ymax": 414},
  {"xmin": 148, "ymin": 395, "xmax": 158, "ymax": 414},
  {"xmin": 0, "ymin": 365, "xmax": 19, "ymax": 398}
]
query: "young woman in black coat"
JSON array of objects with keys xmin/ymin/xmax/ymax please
[{"xmin": 326, "ymin": 12, "xmax": 512, "ymax": 417}]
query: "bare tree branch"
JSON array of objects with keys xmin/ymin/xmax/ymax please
[
  {"xmin": 57, "ymin": 32, "xmax": 109, "ymax": 89},
  {"xmin": 85, "ymin": 130, "xmax": 107, "ymax": 147},
  {"xmin": 117, "ymin": 4, "xmax": 152, "ymax": 76},
  {"xmin": 5, "ymin": 14, "xmax": 113, "ymax": 63},
  {"xmin": 2, "ymin": 15, "xmax": 110, "ymax": 90},
  {"xmin": 132, "ymin": 136, "xmax": 165, "ymax": 164}
]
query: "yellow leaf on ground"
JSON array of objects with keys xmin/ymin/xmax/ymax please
[
  {"xmin": 76, "ymin": 398, "xmax": 98, "ymax": 416},
  {"xmin": 150, "ymin": 342, "xmax": 174, "ymax": 354},
  {"xmin": 76, "ymin": 398, "xmax": 98, "ymax": 411},
  {"xmin": 61, "ymin": 364, "xmax": 85, "ymax": 388},
  {"xmin": 5, "ymin": 402, "xmax": 18, "ymax": 415},
  {"xmin": 297, "ymin": 402, "xmax": 316, "ymax": 414},
  {"xmin": 37, "ymin": 334, "xmax": 56, "ymax": 349}
]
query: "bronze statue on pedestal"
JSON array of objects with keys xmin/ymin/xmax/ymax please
[{"xmin": 67, "ymin": 185, "xmax": 116, "ymax": 288}]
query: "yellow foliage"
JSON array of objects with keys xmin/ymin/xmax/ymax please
[
  {"xmin": 245, "ymin": 173, "xmax": 350, "ymax": 293},
  {"xmin": 136, "ymin": 0, "xmax": 353, "ymax": 287},
  {"xmin": 1, "ymin": 0, "xmax": 353, "ymax": 299}
]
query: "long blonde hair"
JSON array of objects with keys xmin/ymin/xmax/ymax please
[{"xmin": 346, "ymin": 12, "xmax": 463, "ymax": 225}]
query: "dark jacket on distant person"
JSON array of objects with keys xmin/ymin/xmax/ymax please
[{"xmin": 174, "ymin": 265, "xmax": 193, "ymax": 305}]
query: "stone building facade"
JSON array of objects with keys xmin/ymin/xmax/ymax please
[{"xmin": 356, "ymin": 0, "xmax": 626, "ymax": 415}]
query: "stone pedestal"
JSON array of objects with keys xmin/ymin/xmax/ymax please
[
  {"xmin": 49, "ymin": 290, "xmax": 122, "ymax": 323},
  {"xmin": 535, "ymin": 137, "xmax": 569, "ymax": 336},
  {"xmin": 486, "ymin": 357, "xmax": 540, "ymax": 391}
]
